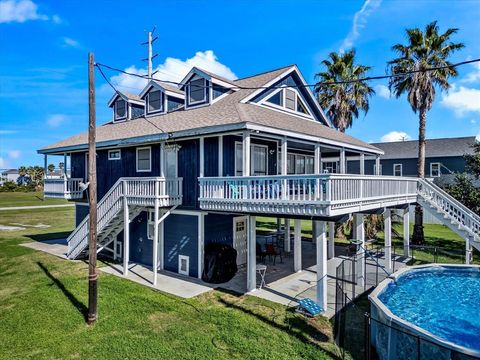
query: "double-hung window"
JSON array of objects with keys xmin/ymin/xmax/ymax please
[
  {"xmin": 251, "ymin": 145, "xmax": 267, "ymax": 176},
  {"xmin": 393, "ymin": 164, "xmax": 402, "ymax": 176},
  {"xmin": 188, "ymin": 78, "xmax": 206, "ymax": 104},
  {"xmin": 136, "ymin": 147, "xmax": 151, "ymax": 172},
  {"xmin": 430, "ymin": 163, "xmax": 441, "ymax": 177},
  {"xmin": 115, "ymin": 99, "xmax": 126, "ymax": 120},
  {"xmin": 148, "ymin": 90, "xmax": 162, "ymax": 113}
]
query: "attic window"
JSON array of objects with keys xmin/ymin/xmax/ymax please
[
  {"xmin": 148, "ymin": 90, "xmax": 163, "ymax": 113},
  {"xmin": 188, "ymin": 78, "xmax": 206, "ymax": 104},
  {"xmin": 263, "ymin": 88, "xmax": 312, "ymax": 117},
  {"xmin": 296, "ymin": 97, "xmax": 308, "ymax": 114},
  {"xmin": 115, "ymin": 99, "xmax": 126, "ymax": 120},
  {"xmin": 266, "ymin": 91, "xmax": 283, "ymax": 106},
  {"xmin": 285, "ymin": 89, "xmax": 295, "ymax": 110}
]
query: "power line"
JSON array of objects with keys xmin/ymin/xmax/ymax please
[{"xmin": 95, "ymin": 57, "xmax": 480, "ymax": 91}]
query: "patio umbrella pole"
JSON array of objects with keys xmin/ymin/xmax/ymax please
[{"xmin": 87, "ymin": 52, "xmax": 98, "ymax": 325}]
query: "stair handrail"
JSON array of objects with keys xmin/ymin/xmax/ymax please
[{"xmin": 417, "ymin": 178, "xmax": 480, "ymax": 226}]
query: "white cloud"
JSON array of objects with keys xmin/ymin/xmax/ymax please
[
  {"xmin": 0, "ymin": 0, "xmax": 48, "ymax": 23},
  {"xmin": 46, "ymin": 114, "xmax": 68, "ymax": 128},
  {"xmin": 62, "ymin": 36, "xmax": 80, "ymax": 48},
  {"xmin": 460, "ymin": 62, "xmax": 480, "ymax": 84},
  {"xmin": 51, "ymin": 14, "xmax": 61, "ymax": 24},
  {"xmin": 477, "ymin": 133, "xmax": 480, "ymax": 142},
  {"xmin": 110, "ymin": 50, "xmax": 237, "ymax": 92},
  {"xmin": 440, "ymin": 85, "xmax": 480, "ymax": 116},
  {"xmin": 375, "ymin": 84, "xmax": 390, "ymax": 99},
  {"xmin": 340, "ymin": 0, "xmax": 382, "ymax": 53},
  {"xmin": 8, "ymin": 150, "xmax": 21, "ymax": 159},
  {"xmin": 380, "ymin": 131, "xmax": 411, "ymax": 142}
]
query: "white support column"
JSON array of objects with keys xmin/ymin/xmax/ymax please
[
  {"xmin": 123, "ymin": 187, "xmax": 129, "ymax": 276},
  {"xmin": 353, "ymin": 213, "xmax": 365, "ymax": 287},
  {"xmin": 314, "ymin": 144, "xmax": 321, "ymax": 174},
  {"xmin": 294, "ymin": 219, "xmax": 302, "ymax": 272},
  {"xmin": 160, "ymin": 143, "xmax": 165, "ymax": 177},
  {"xmin": 328, "ymin": 222, "xmax": 335, "ymax": 259},
  {"xmin": 339, "ymin": 148, "xmax": 346, "ymax": 174},
  {"xmin": 159, "ymin": 214, "xmax": 164, "ymax": 270},
  {"xmin": 198, "ymin": 213, "xmax": 205, "ymax": 279},
  {"xmin": 218, "ymin": 135, "xmax": 223, "ymax": 176},
  {"xmin": 243, "ymin": 131, "xmax": 251, "ymax": 176},
  {"xmin": 284, "ymin": 219, "xmax": 291, "ymax": 252},
  {"xmin": 403, "ymin": 207, "xmax": 410, "ymax": 257},
  {"xmin": 466, "ymin": 236, "xmax": 473, "ymax": 265},
  {"xmin": 281, "ymin": 136, "xmax": 288, "ymax": 175},
  {"xmin": 315, "ymin": 220, "xmax": 328, "ymax": 311},
  {"xmin": 63, "ymin": 153, "xmax": 67, "ymax": 177},
  {"xmin": 152, "ymin": 181, "xmax": 159, "ymax": 285},
  {"xmin": 199, "ymin": 137, "xmax": 205, "ymax": 178},
  {"xmin": 359, "ymin": 153, "xmax": 365, "ymax": 175},
  {"xmin": 375, "ymin": 155, "xmax": 381, "ymax": 175},
  {"xmin": 247, "ymin": 215, "xmax": 257, "ymax": 292},
  {"xmin": 384, "ymin": 209, "xmax": 392, "ymax": 272}
]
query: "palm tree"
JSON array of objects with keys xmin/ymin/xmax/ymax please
[
  {"xmin": 388, "ymin": 21, "xmax": 464, "ymax": 244},
  {"xmin": 314, "ymin": 49, "xmax": 375, "ymax": 132}
]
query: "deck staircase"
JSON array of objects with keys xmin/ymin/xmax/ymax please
[
  {"xmin": 417, "ymin": 179, "xmax": 480, "ymax": 254},
  {"xmin": 67, "ymin": 177, "xmax": 182, "ymax": 259}
]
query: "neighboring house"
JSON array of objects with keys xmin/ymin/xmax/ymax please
[
  {"xmin": 348, "ymin": 137, "xmax": 476, "ymax": 178},
  {"xmin": 38, "ymin": 64, "xmax": 479, "ymax": 309},
  {"xmin": 0, "ymin": 169, "xmax": 19, "ymax": 185}
]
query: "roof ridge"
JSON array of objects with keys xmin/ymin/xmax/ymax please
[
  {"xmin": 371, "ymin": 135, "xmax": 477, "ymax": 145},
  {"xmin": 234, "ymin": 64, "xmax": 296, "ymax": 82}
]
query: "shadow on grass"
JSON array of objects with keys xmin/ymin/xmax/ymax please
[
  {"xmin": 216, "ymin": 289, "xmax": 341, "ymax": 359},
  {"xmin": 37, "ymin": 261, "xmax": 88, "ymax": 322},
  {"xmin": 26, "ymin": 231, "xmax": 72, "ymax": 242}
]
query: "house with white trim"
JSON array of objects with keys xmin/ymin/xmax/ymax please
[{"xmin": 38, "ymin": 64, "xmax": 480, "ymax": 311}]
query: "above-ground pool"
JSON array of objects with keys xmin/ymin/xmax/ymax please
[{"xmin": 369, "ymin": 265, "xmax": 480, "ymax": 360}]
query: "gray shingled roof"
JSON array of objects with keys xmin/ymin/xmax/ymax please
[
  {"xmin": 40, "ymin": 65, "xmax": 381, "ymax": 154},
  {"xmin": 371, "ymin": 137, "xmax": 477, "ymax": 159},
  {"xmin": 150, "ymin": 80, "xmax": 183, "ymax": 95}
]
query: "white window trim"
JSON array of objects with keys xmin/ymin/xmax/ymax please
[
  {"xmin": 163, "ymin": 145, "xmax": 179, "ymax": 178},
  {"xmin": 114, "ymin": 99, "xmax": 127, "ymax": 122},
  {"xmin": 187, "ymin": 77, "xmax": 207, "ymax": 106},
  {"xmin": 234, "ymin": 141, "xmax": 269, "ymax": 176},
  {"xmin": 259, "ymin": 86, "xmax": 314, "ymax": 119},
  {"xmin": 178, "ymin": 255, "xmax": 189, "ymax": 276},
  {"xmin": 108, "ymin": 149, "xmax": 121, "ymax": 161},
  {"xmin": 393, "ymin": 163, "xmax": 402, "ymax": 176},
  {"xmin": 430, "ymin": 162, "xmax": 441, "ymax": 177},
  {"xmin": 147, "ymin": 209, "xmax": 155, "ymax": 240},
  {"xmin": 251, "ymin": 143, "xmax": 269, "ymax": 176},
  {"xmin": 136, "ymin": 146, "xmax": 152, "ymax": 172},
  {"xmin": 146, "ymin": 90, "xmax": 165, "ymax": 115}
]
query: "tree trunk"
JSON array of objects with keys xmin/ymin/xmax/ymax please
[{"xmin": 412, "ymin": 109, "xmax": 427, "ymax": 245}]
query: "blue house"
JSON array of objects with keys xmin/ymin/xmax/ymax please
[{"xmin": 39, "ymin": 64, "xmax": 480, "ymax": 310}]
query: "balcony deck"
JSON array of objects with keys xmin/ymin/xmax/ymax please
[
  {"xmin": 199, "ymin": 174, "xmax": 418, "ymax": 217},
  {"xmin": 44, "ymin": 178, "xmax": 84, "ymax": 200}
]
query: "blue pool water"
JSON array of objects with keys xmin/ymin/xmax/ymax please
[{"xmin": 379, "ymin": 267, "xmax": 480, "ymax": 352}]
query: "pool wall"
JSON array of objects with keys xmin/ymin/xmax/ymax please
[{"xmin": 369, "ymin": 264, "xmax": 480, "ymax": 360}]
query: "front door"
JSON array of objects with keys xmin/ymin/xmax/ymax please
[{"xmin": 233, "ymin": 216, "xmax": 248, "ymax": 265}]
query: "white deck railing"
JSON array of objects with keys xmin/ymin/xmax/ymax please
[
  {"xmin": 199, "ymin": 174, "xmax": 418, "ymax": 216},
  {"xmin": 67, "ymin": 177, "xmax": 182, "ymax": 259},
  {"xmin": 44, "ymin": 177, "xmax": 84, "ymax": 199}
]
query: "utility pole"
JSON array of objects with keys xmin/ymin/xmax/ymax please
[
  {"xmin": 87, "ymin": 52, "xmax": 98, "ymax": 325},
  {"xmin": 142, "ymin": 27, "xmax": 158, "ymax": 79}
]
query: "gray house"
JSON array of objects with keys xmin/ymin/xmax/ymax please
[{"xmin": 0, "ymin": 169, "xmax": 19, "ymax": 185}]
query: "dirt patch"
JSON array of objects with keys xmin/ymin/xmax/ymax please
[
  {"xmin": 0, "ymin": 225, "xmax": 26, "ymax": 231},
  {"xmin": 147, "ymin": 312, "xmax": 177, "ymax": 333},
  {"xmin": 10, "ymin": 223, "xmax": 51, "ymax": 228}
]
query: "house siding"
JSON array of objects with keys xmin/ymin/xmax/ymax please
[
  {"xmin": 178, "ymin": 139, "xmax": 200, "ymax": 209},
  {"xmin": 75, "ymin": 204, "xmax": 89, "ymax": 226},
  {"xmin": 163, "ymin": 214, "xmax": 198, "ymax": 277},
  {"xmin": 204, "ymin": 213, "xmax": 234, "ymax": 247}
]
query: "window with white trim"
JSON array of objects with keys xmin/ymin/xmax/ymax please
[
  {"xmin": 147, "ymin": 90, "xmax": 163, "ymax": 113},
  {"xmin": 147, "ymin": 210, "xmax": 155, "ymax": 240},
  {"xmin": 108, "ymin": 149, "xmax": 121, "ymax": 160},
  {"xmin": 263, "ymin": 87, "xmax": 312, "ymax": 117},
  {"xmin": 393, "ymin": 164, "xmax": 402, "ymax": 176},
  {"xmin": 136, "ymin": 147, "xmax": 151, "ymax": 172},
  {"xmin": 178, "ymin": 255, "xmax": 189, "ymax": 276},
  {"xmin": 323, "ymin": 161, "xmax": 338, "ymax": 174},
  {"xmin": 188, "ymin": 77, "xmax": 206, "ymax": 104},
  {"xmin": 251, "ymin": 145, "xmax": 268, "ymax": 175},
  {"xmin": 114, "ymin": 99, "xmax": 126, "ymax": 120},
  {"xmin": 430, "ymin": 163, "xmax": 441, "ymax": 177}
]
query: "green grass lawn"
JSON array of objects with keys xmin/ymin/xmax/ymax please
[
  {"xmin": 0, "ymin": 207, "xmax": 339, "ymax": 359},
  {"xmin": 0, "ymin": 191, "xmax": 70, "ymax": 207}
]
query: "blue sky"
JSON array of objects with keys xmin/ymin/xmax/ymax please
[{"xmin": 1, "ymin": 0, "xmax": 479, "ymax": 169}]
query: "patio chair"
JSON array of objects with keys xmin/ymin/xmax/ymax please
[
  {"xmin": 296, "ymin": 298, "xmax": 322, "ymax": 317},
  {"xmin": 227, "ymin": 181, "xmax": 241, "ymax": 199},
  {"xmin": 265, "ymin": 244, "xmax": 282, "ymax": 265}
]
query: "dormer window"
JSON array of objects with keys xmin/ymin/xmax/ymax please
[
  {"xmin": 114, "ymin": 99, "xmax": 126, "ymax": 120},
  {"xmin": 188, "ymin": 78, "xmax": 207, "ymax": 104},
  {"xmin": 263, "ymin": 87, "xmax": 312, "ymax": 117},
  {"xmin": 147, "ymin": 90, "xmax": 163, "ymax": 114}
]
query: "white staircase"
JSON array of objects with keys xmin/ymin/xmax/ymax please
[
  {"xmin": 417, "ymin": 179, "xmax": 480, "ymax": 253},
  {"xmin": 67, "ymin": 177, "xmax": 182, "ymax": 259}
]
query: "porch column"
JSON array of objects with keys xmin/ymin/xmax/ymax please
[
  {"xmin": 198, "ymin": 213, "xmax": 205, "ymax": 279},
  {"xmin": 123, "ymin": 187, "xmax": 130, "ymax": 276},
  {"xmin": 159, "ymin": 215, "xmax": 165, "ymax": 270},
  {"xmin": 43, "ymin": 154, "xmax": 47, "ymax": 178},
  {"xmin": 384, "ymin": 208, "xmax": 392, "ymax": 272},
  {"xmin": 403, "ymin": 207, "xmax": 410, "ymax": 257},
  {"xmin": 314, "ymin": 220, "xmax": 328, "ymax": 311},
  {"xmin": 359, "ymin": 153, "xmax": 365, "ymax": 175},
  {"xmin": 314, "ymin": 143, "xmax": 322, "ymax": 202},
  {"xmin": 247, "ymin": 215, "xmax": 257, "ymax": 292},
  {"xmin": 160, "ymin": 143, "xmax": 165, "ymax": 177},
  {"xmin": 339, "ymin": 148, "xmax": 346, "ymax": 174},
  {"xmin": 63, "ymin": 153, "xmax": 67, "ymax": 177},
  {"xmin": 243, "ymin": 131, "xmax": 251, "ymax": 176},
  {"xmin": 375, "ymin": 155, "xmax": 381, "ymax": 175},
  {"xmin": 199, "ymin": 137, "xmax": 205, "ymax": 178},
  {"xmin": 218, "ymin": 135, "xmax": 223, "ymax": 176},
  {"xmin": 281, "ymin": 136, "xmax": 288, "ymax": 175},
  {"xmin": 294, "ymin": 219, "xmax": 302, "ymax": 272},
  {"xmin": 328, "ymin": 222, "xmax": 335, "ymax": 259},
  {"xmin": 353, "ymin": 213, "xmax": 365, "ymax": 287},
  {"xmin": 284, "ymin": 219, "xmax": 291, "ymax": 252},
  {"xmin": 152, "ymin": 181, "xmax": 160, "ymax": 285}
]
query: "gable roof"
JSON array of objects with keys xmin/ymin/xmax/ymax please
[
  {"xmin": 107, "ymin": 91, "xmax": 144, "ymax": 107},
  {"xmin": 139, "ymin": 80, "xmax": 184, "ymax": 99},
  {"xmin": 39, "ymin": 65, "xmax": 381, "ymax": 155},
  {"xmin": 179, "ymin": 67, "xmax": 238, "ymax": 88},
  {"xmin": 371, "ymin": 137, "xmax": 477, "ymax": 160}
]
